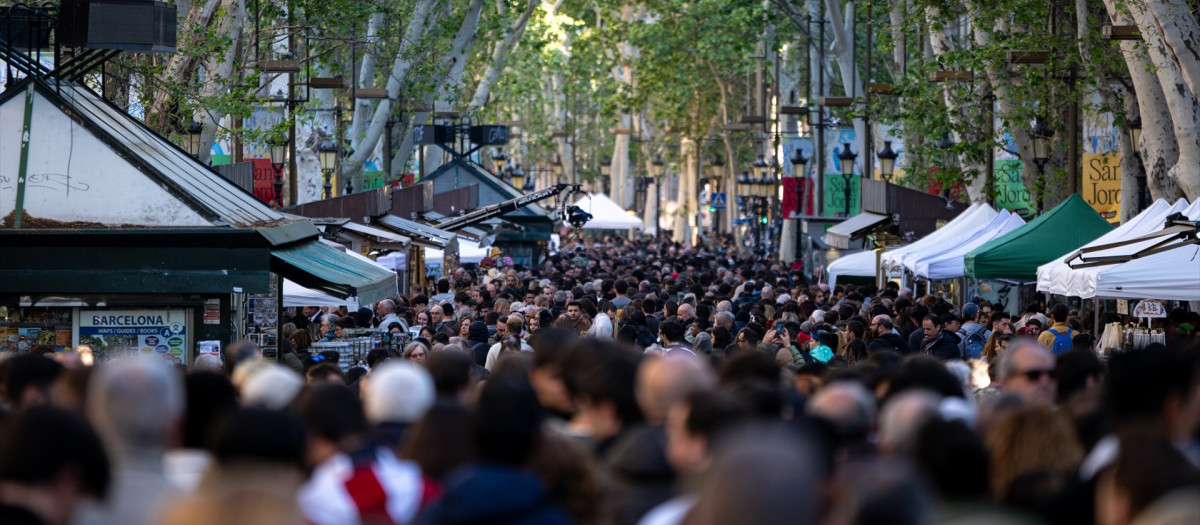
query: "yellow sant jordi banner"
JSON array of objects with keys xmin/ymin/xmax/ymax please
[{"xmin": 1083, "ymin": 153, "xmax": 1121, "ymax": 223}]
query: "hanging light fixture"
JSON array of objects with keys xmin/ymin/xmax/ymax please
[{"xmin": 600, "ymin": 156, "xmax": 612, "ymax": 178}]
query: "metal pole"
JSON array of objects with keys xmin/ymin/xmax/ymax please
[
  {"xmin": 817, "ymin": 10, "xmax": 826, "ymax": 216},
  {"xmin": 864, "ymin": 1, "xmax": 873, "ymax": 180},
  {"xmin": 13, "ymin": 84, "xmax": 35, "ymax": 229}
]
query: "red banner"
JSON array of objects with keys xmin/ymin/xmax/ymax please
[
  {"xmin": 781, "ymin": 177, "xmax": 817, "ymax": 218},
  {"xmin": 249, "ymin": 158, "xmax": 276, "ymax": 204},
  {"xmin": 781, "ymin": 177, "xmax": 799, "ymax": 218}
]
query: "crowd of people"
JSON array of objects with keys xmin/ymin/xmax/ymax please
[{"xmin": 1, "ymin": 235, "xmax": 1198, "ymax": 525}]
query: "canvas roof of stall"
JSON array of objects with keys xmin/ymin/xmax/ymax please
[
  {"xmin": 422, "ymin": 158, "xmax": 555, "ymax": 225},
  {"xmin": 0, "ymin": 78, "xmax": 292, "ymax": 230},
  {"xmin": 374, "ymin": 214, "xmax": 459, "ymax": 250},
  {"xmin": 0, "ymin": 78, "xmax": 395, "ymax": 302},
  {"xmin": 420, "ymin": 210, "xmax": 491, "ymax": 244},
  {"xmin": 964, "ymin": 194, "xmax": 1113, "ymax": 281}
]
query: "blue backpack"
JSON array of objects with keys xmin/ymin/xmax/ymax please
[
  {"xmin": 1046, "ymin": 328, "xmax": 1075, "ymax": 354},
  {"xmin": 960, "ymin": 328, "xmax": 988, "ymax": 359}
]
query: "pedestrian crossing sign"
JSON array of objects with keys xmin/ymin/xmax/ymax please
[{"xmin": 711, "ymin": 193, "xmax": 727, "ymax": 210}]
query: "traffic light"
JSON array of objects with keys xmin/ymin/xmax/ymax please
[{"xmin": 759, "ymin": 216, "xmax": 768, "ymax": 224}]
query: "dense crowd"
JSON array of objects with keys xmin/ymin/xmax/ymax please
[{"xmin": 1, "ymin": 235, "xmax": 1198, "ymax": 525}]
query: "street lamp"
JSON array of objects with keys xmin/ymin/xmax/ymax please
[
  {"xmin": 512, "ymin": 164, "xmax": 526, "ymax": 191},
  {"xmin": 269, "ymin": 135, "xmax": 288, "ymax": 206},
  {"xmin": 318, "ymin": 138, "xmax": 338, "ymax": 199},
  {"xmin": 185, "ymin": 119, "xmax": 203, "ymax": 159},
  {"xmin": 652, "ymin": 155, "xmax": 665, "ymax": 177},
  {"xmin": 491, "ymin": 148, "xmax": 507, "ymax": 174},
  {"xmin": 877, "ymin": 140, "xmax": 898, "ymax": 182},
  {"xmin": 1031, "ymin": 116, "xmax": 1054, "ymax": 213},
  {"xmin": 707, "ymin": 155, "xmax": 725, "ymax": 179},
  {"xmin": 737, "ymin": 171, "xmax": 752, "ymax": 199},
  {"xmin": 601, "ymin": 156, "xmax": 612, "ymax": 178},
  {"xmin": 790, "ymin": 148, "xmax": 808, "ymax": 217},
  {"xmin": 837, "ymin": 143, "xmax": 858, "ymax": 217}
]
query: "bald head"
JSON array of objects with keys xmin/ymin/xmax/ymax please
[
  {"xmin": 637, "ymin": 355, "xmax": 716, "ymax": 425},
  {"xmin": 808, "ymin": 381, "xmax": 876, "ymax": 444},
  {"xmin": 677, "ymin": 303, "xmax": 695, "ymax": 322}
]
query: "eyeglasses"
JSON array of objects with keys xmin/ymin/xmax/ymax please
[{"xmin": 1018, "ymin": 368, "xmax": 1055, "ymax": 381}]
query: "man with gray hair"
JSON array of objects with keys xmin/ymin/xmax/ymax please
[
  {"xmin": 997, "ymin": 340, "xmax": 1056, "ymax": 406},
  {"xmin": 716, "ymin": 300, "xmax": 733, "ymax": 314},
  {"xmin": 714, "ymin": 312, "xmax": 734, "ymax": 332},
  {"xmin": 319, "ymin": 313, "xmax": 340, "ymax": 341},
  {"xmin": 376, "ymin": 299, "xmax": 404, "ymax": 331},
  {"xmin": 76, "ymin": 357, "xmax": 184, "ymax": 525}
]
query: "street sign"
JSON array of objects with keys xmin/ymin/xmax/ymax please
[{"xmin": 711, "ymin": 192, "xmax": 727, "ymax": 210}]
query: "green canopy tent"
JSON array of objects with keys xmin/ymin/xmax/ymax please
[{"xmin": 964, "ymin": 194, "xmax": 1113, "ymax": 281}]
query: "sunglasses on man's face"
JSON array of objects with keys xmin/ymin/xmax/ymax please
[{"xmin": 1018, "ymin": 368, "xmax": 1055, "ymax": 381}]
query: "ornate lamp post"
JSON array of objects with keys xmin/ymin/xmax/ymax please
[
  {"xmin": 185, "ymin": 119, "xmax": 203, "ymax": 159},
  {"xmin": 269, "ymin": 135, "xmax": 288, "ymax": 207},
  {"xmin": 837, "ymin": 143, "xmax": 858, "ymax": 217},
  {"xmin": 318, "ymin": 138, "xmax": 338, "ymax": 200},
  {"xmin": 877, "ymin": 140, "xmax": 898, "ymax": 182},
  {"xmin": 1031, "ymin": 117, "xmax": 1054, "ymax": 213}
]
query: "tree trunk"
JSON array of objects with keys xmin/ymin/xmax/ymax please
[
  {"xmin": 466, "ymin": 0, "xmax": 539, "ymax": 112},
  {"xmin": 823, "ymin": 0, "xmax": 867, "ymax": 165},
  {"xmin": 1076, "ymin": 0, "xmax": 1142, "ymax": 221},
  {"xmin": 1101, "ymin": 0, "xmax": 1179, "ymax": 201},
  {"xmin": 347, "ymin": 14, "xmax": 384, "ymax": 153},
  {"xmin": 1146, "ymin": 0, "xmax": 1200, "ymax": 103},
  {"xmin": 963, "ymin": 0, "xmax": 1036, "ymax": 199},
  {"xmin": 195, "ymin": 0, "xmax": 244, "ymax": 166},
  {"xmin": 342, "ymin": 0, "xmax": 439, "ymax": 181},
  {"xmin": 435, "ymin": 0, "xmax": 485, "ymax": 112},
  {"xmin": 146, "ymin": 0, "xmax": 222, "ymax": 130},
  {"xmin": 1127, "ymin": 0, "xmax": 1200, "ymax": 199},
  {"xmin": 924, "ymin": 8, "xmax": 988, "ymax": 201}
]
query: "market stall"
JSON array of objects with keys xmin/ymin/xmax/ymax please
[
  {"xmin": 0, "ymin": 78, "xmax": 396, "ymax": 363},
  {"xmin": 572, "ymin": 193, "xmax": 644, "ymax": 230},
  {"xmin": 881, "ymin": 203, "xmax": 996, "ymax": 272},
  {"xmin": 912, "ymin": 211, "xmax": 1027, "ymax": 281},
  {"xmin": 827, "ymin": 248, "xmax": 897, "ymax": 287},
  {"xmin": 1036, "ymin": 198, "xmax": 1192, "ymax": 297},
  {"xmin": 964, "ymin": 195, "xmax": 1113, "ymax": 281}
]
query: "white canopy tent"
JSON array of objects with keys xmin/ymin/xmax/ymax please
[
  {"xmin": 425, "ymin": 237, "xmax": 489, "ymax": 265},
  {"xmin": 880, "ymin": 203, "xmax": 996, "ymax": 271},
  {"xmin": 283, "ymin": 279, "xmax": 358, "ymax": 308},
  {"xmin": 1089, "ymin": 243, "xmax": 1200, "ymax": 300},
  {"xmin": 1035, "ymin": 199, "xmax": 1198, "ymax": 299},
  {"xmin": 900, "ymin": 206, "xmax": 1005, "ymax": 274},
  {"xmin": 913, "ymin": 211, "xmax": 1027, "ymax": 280},
  {"xmin": 572, "ymin": 193, "xmax": 644, "ymax": 230},
  {"xmin": 827, "ymin": 249, "xmax": 897, "ymax": 287}
]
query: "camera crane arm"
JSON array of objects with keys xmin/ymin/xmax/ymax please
[{"xmin": 436, "ymin": 183, "xmax": 584, "ymax": 232}]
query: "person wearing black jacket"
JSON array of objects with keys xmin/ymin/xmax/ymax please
[
  {"xmin": 466, "ymin": 321, "xmax": 492, "ymax": 367},
  {"xmin": 917, "ymin": 314, "xmax": 962, "ymax": 360},
  {"xmin": 866, "ymin": 317, "xmax": 912, "ymax": 355}
]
